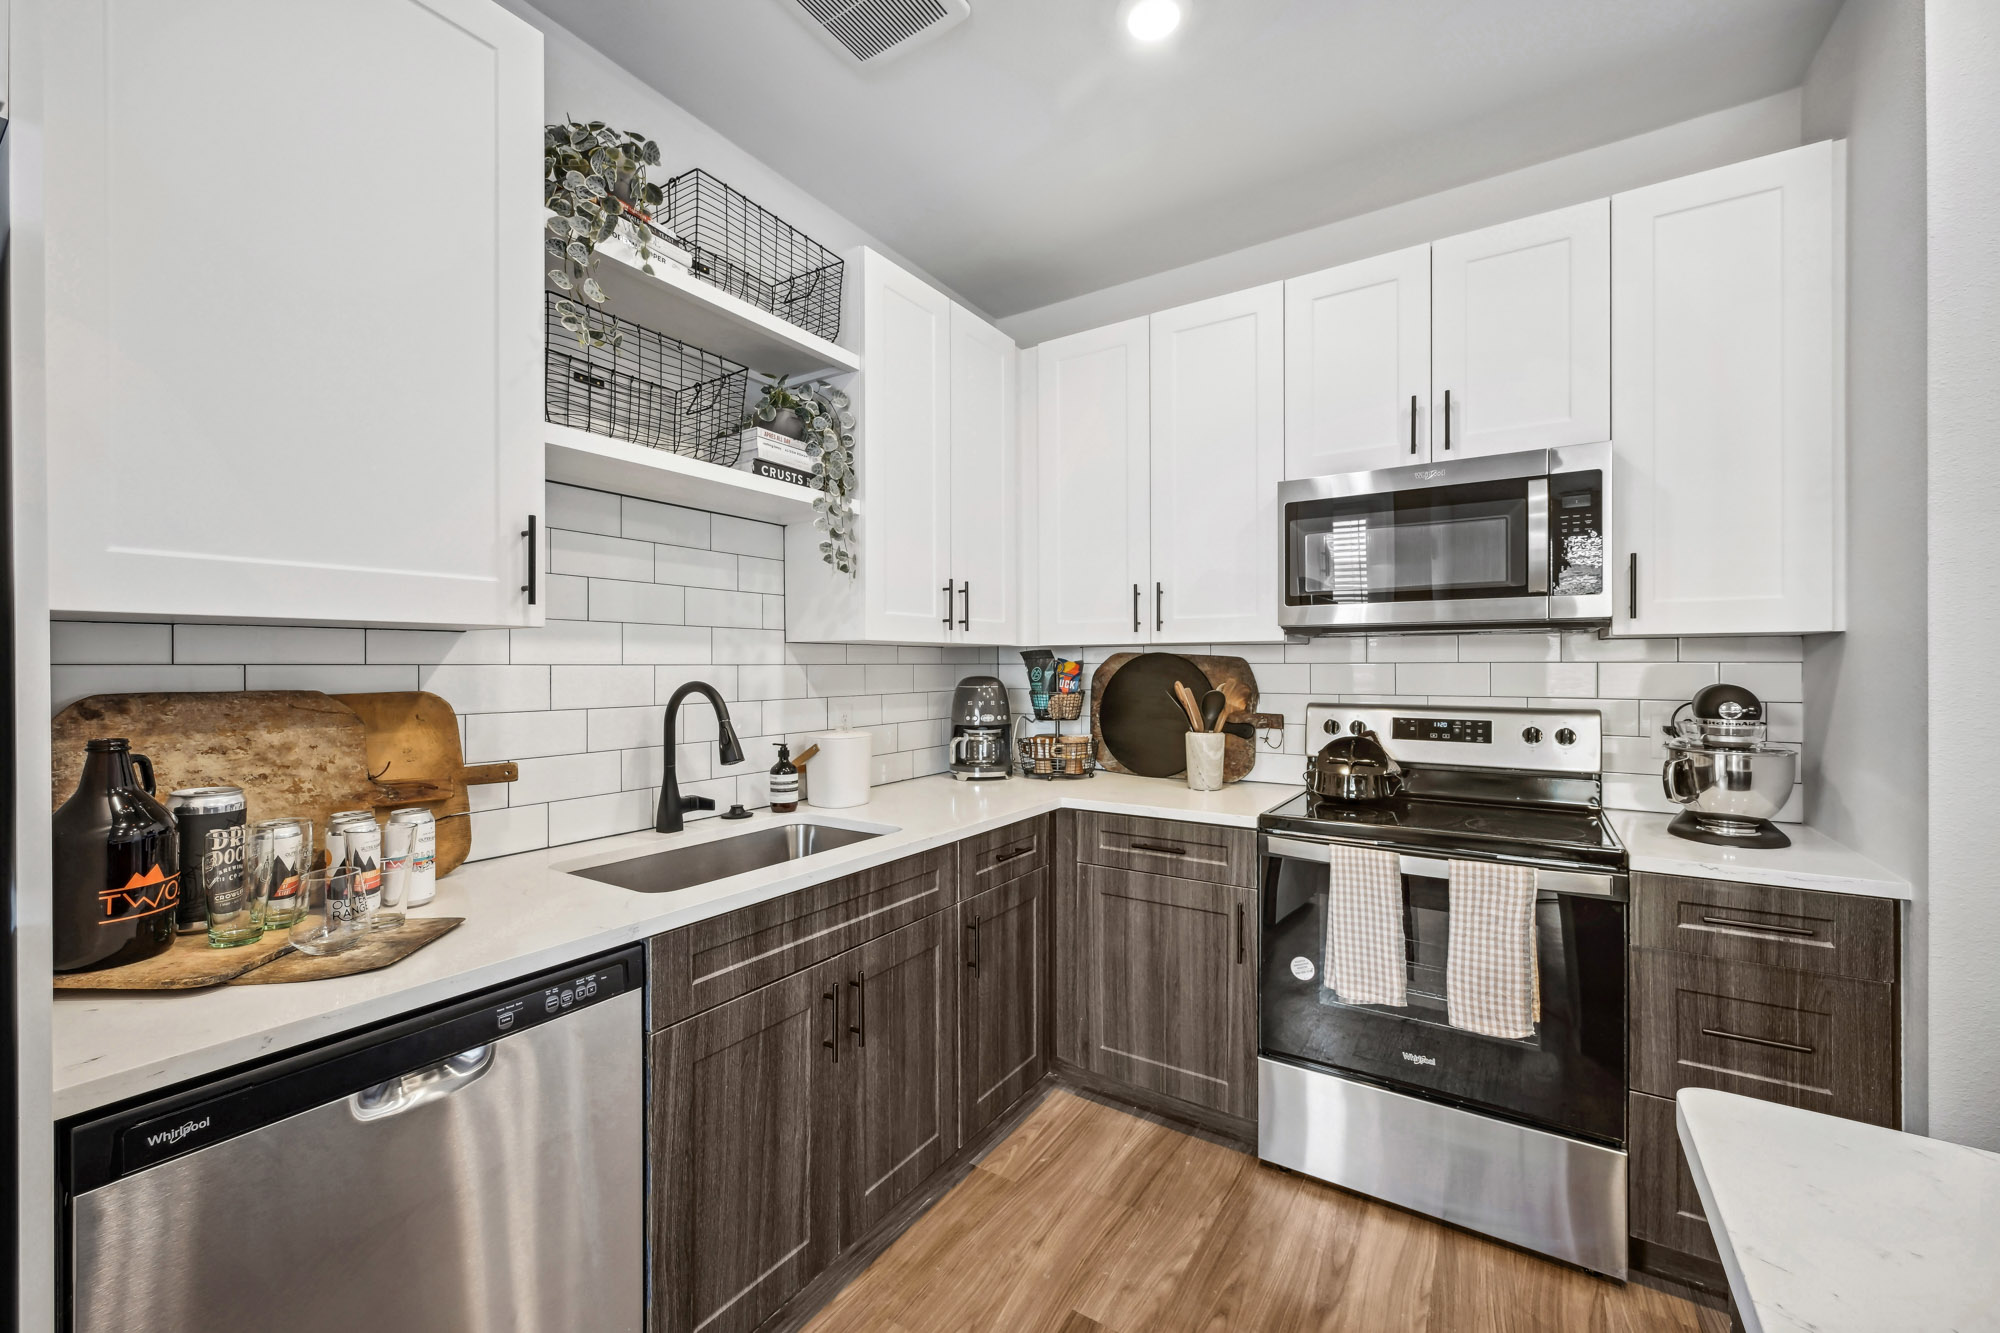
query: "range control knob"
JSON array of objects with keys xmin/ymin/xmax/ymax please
[
  {"xmin": 1322, "ymin": 718, "xmax": 1340, "ymax": 735},
  {"xmin": 1555, "ymin": 727, "xmax": 1578, "ymax": 747},
  {"xmin": 1351, "ymin": 720, "xmax": 1368, "ymax": 735},
  {"xmin": 1521, "ymin": 726, "xmax": 1543, "ymax": 744}
]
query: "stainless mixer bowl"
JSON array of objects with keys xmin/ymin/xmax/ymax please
[{"xmin": 1662, "ymin": 739, "xmax": 1797, "ymax": 831}]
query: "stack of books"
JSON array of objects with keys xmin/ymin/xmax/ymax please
[{"xmin": 739, "ymin": 427, "xmax": 815, "ymax": 486}]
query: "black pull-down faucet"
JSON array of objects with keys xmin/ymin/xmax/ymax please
[{"xmin": 657, "ymin": 681, "xmax": 745, "ymax": 833}]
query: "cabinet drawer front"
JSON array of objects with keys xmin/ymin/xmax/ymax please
[
  {"xmin": 1632, "ymin": 871, "xmax": 1897, "ymax": 982},
  {"xmin": 1629, "ymin": 949, "xmax": 1896, "ymax": 1125},
  {"xmin": 1076, "ymin": 812, "xmax": 1256, "ymax": 887},
  {"xmin": 956, "ymin": 817, "xmax": 1051, "ymax": 900},
  {"xmin": 1627, "ymin": 1091, "xmax": 1719, "ymax": 1262},
  {"xmin": 648, "ymin": 848, "xmax": 953, "ymax": 1030}
]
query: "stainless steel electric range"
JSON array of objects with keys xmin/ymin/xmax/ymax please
[{"xmin": 1257, "ymin": 703, "xmax": 1629, "ymax": 1277}]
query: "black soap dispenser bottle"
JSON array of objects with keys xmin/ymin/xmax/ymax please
[{"xmin": 769, "ymin": 743, "xmax": 799, "ymax": 813}]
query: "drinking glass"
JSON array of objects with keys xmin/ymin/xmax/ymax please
[
  {"xmin": 374, "ymin": 820, "xmax": 413, "ymax": 931},
  {"xmin": 247, "ymin": 817, "xmax": 313, "ymax": 932},
  {"xmin": 287, "ymin": 866, "xmax": 373, "ymax": 956},
  {"xmin": 203, "ymin": 845, "xmax": 263, "ymax": 949}
]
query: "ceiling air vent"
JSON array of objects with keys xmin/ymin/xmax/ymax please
[{"xmin": 791, "ymin": 0, "xmax": 971, "ymax": 63}]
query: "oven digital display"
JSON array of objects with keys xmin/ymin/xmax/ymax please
[{"xmin": 1392, "ymin": 717, "xmax": 1492, "ymax": 744}]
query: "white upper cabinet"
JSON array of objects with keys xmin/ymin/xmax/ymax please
[
  {"xmin": 1152, "ymin": 285, "xmax": 1285, "ymax": 643},
  {"xmin": 1611, "ymin": 143, "xmax": 1842, "ymax": 636},
  {"xmin": 1035, "ymin": 320, "xmax": 1151, "ymax": 646},
  {"xmin": 949, "ymin": 304, "xmax": 1022, "ymax": 644},
  {"xmin": 1285, "ymin": 246, "xmax": 1430, "ymax": 478},
  {"xmin": 1432, "ymin": 200, "xmax": 1611, "ymax": 459},
  {"xmin": 42, "ymin": 0, "xmax": 544, "ymax": 628}
]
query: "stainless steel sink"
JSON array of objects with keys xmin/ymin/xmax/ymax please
[{"xmin": 568, "ymin": 823, "xmax": 884, "ymax": 894}]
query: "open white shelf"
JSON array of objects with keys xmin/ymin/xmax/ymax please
[
  {"xmin": 544, "ymin": 423, "xmax": 819, "ymax": 525},
  {"xmin": 589, "ymin": 243, "xmax": 861, "ymax": 381}
]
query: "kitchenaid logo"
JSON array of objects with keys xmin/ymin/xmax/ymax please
[
  {"xmin": 144, "ymin": 1116, "xmax": 211, "ymax": 1149},
  {"xmin": 1413, "ymin": 468, "xmax": 1446, "ymax": 480},
  {"xmin": 1401, "ymin": 1051, "xmax": 1437, "ymax": 1067}
]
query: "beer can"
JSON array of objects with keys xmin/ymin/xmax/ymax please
[
  {"xmin": 385, "ymin": 807, "xmax": 438, "ymax": 907},
  {"xmin": 167, "ymin": 788, "xmax": 246, "ymax": 935},
  {"xmin": 329, "ymin": 813, "xmax": 383, "ymax": 915},
  {"xmin": 249, "ymin": 817, "xmax": 309, "ymax": 928}
]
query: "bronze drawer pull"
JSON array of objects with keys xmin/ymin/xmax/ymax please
[
  {"xmin": 823, "ymin": 988, "xmax": 840, "ymax": 1063},
  {"xmin": 993, "ymin": 847, "xmax": 1034, "ymax": 865},
  {"xmin": 1701, "ymin": 1026, "xmax": 1813, "ymax": 1055},
  {"xmin": 1129, "ymin": 841, "xmax": 1187, "ymax": 856},
  {"xmin": 1699, "ymin": 914, "xmax": 1817, "ymax": 938},
  {"xmin": 849, "ymin": 972, "xmax": 866, "ymax": 1047}
]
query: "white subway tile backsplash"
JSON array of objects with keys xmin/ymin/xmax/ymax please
[
  {"xmin": 1561, "ymin": 635, "xmax": 1679, "ymax": 662},
  {"xmin": 881, "ymin": 693, "xmax": 929, "ymax": 725},
  {"xmin": 621, "ymin": 746, "xmax": 665, "ymax": 791},
  {"xmin": 365, "ymin": 628, "xmax": 509, "ymax": 665},
  {"xmin": 543, "ymin": 574, "xmax": 590, "ymax": 621},
  {"xmin": 1284, "ymin": 637, "xmax": 1367, "ymax": 662},
  {"xmin": 52, "ymin": 665, "xmax": 245, "ymax": 712},
  {"xmin": 545, "ymin": 482, "xmax": 622, "ymax": 537},
  {"xmin": 1395, "ymin": 662, "xmax": 1489, "ymax": 695},
  {"xmin": 419, "ymin": 664, "xmax": 550, "ymax": 714},
  {"xmin": 913, "ymin": 665, "xmax": 959, "ymax": 692},
  {"xmin": 588, "ymin": 705, "xmax": 668, "ymax": 752},
  {"xmin": 655, "ymin": 664, "xmax": 738, "ymax": 704},
  {"xmin": 1603, "ymin": 733, "xmax": 1668, "ymax": 773},
  {"xmin": 511, "ymin": 750, "xmax": 623, "ymax": 805},
  {"xmin": 588, "ymin": 579, "xmax": 685, "ymax": 625},
  {"xmin": 784, "ymin": 642, "xmax": 850, "ymax": 665},
  {"xmin": 826, "ymin": 695, "xmax": 883, "ymax": 728},
  {"xmin": 653, "ymin": 544, "xmax": 736, "ymax": 590},
  {"xmin": 1490, "ymin": 662, "xmax": 1598, "ymax": 698},
  {"xmin": 245, "ymin": 664, "xmax": 419, "ymax": 693},
  {"xmin": 549, "ymin": 789, "xmax": 658, "ymax": 846},
  {"xmin": 873, "ymin": 751, "xmax": 915, "ymax": 786},
  {"xmin": 897, "ymin": 645, "xmax": 943, "ymax": 664},
  {"xmin": 763, "ymin": 697, "xmax": 829, "ymax": 733},
  {"xmin": 710, "ymin": 514, "xmax": 784, "ymax": 559},
  {"xmin": 844, "ymin": 644, "xmax": 899, "ymax": 664},
  {"xmin": 864, "ymin": 665, "xmax": 916, "ymax": 694},
  {"xmin": 1310, "ymin": 663, "xmax": 1396, "ymax": 694},
  {"xmin": 469, "ymin": 804, "xmax": 548, "ymax": 857},
  {"xmin": 1676, "ymin": 635, "xmax": 1806, "ymax": 662},
  {"xmin": 804, "ymin": 664, "xmax": 867, "ymax": 696},
  {"xmin": 1456, "ymin": 632, "xmax": 1561, "ymax": 662},
  {"xmin": 738, "ymin": 665, "xmax": 808, "ymax": 700},
  {"xmin": 1596, "ymin": 661, "xmax": 1720, "ymax": 699},
  {"xmin": 685, "ymin": 588, "xmax": 765, "ymax": 628},
  {"xmin": 551, "ymin": 665, "xmax": 654, "ymax": 710},
  {"xmin": 1367, "ymin": 634, "xmax": 1458, "ymax": 662},
  {"xmin": 510, "ymin": 620, "xmax": 623, "ymax": 665},
  {"xmin": 738, "ymin": 556, "xmax": 785, "ymax": 595},
  {"xmin": 623, "ymin": 624, "xmax": 710, "ymax": 664},
  {"xmin": 712, "ymin": 628, "xmax": 784, "ymax": 665},
  {"xmin": 178, "ymin": 624, "xmax": 364, "ymax": 665},
  {"xmin": 1251, "ymin": 663, "xmax": 1312, "ymax": 693},
  {"xmin": 1531, "ymin": 697, "xmax": 1641, "ymax": 735},
  {"xmin": 1719, "ymin": 662, "xmax": 1804, "ymax": 703},
  {"xmin": 464, "ymin": 710, "xmax": 588, "ymax": 763},
  {"xmin": 52, "ymin": 621, "xmax": 172, "ymax": 665},
  {"xmin": 548, "ymin": 529, "xmax": 654, "ymax": 581},
  {"xmin": 621, "ymin": 496, "xmax": 710, "ymax": 547}
]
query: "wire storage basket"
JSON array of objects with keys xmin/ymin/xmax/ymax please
[
  {"xmin": 544, "ymin": 292, "xmax": 749, "ymax": 466},
  {"xmin": 659, "ymin": 170, "xmax": 844, "ymax": 342}
]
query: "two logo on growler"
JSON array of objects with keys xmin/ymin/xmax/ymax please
[{"xmin": 100, "ymin": 864, "xmax": 180, "ymax": 923}]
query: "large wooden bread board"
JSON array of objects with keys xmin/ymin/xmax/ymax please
[
  {"xmin": 52, "ymin": 917, "xmax": 464, "ymax": 991},
  {"xmin": 1090, "ymin": 653, "xmax": 1267, "ymax": 782}
]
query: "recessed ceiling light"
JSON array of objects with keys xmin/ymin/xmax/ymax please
[{"xmin": 1125, "ymin": 0, "xmax": 1183, "ymax": 43}]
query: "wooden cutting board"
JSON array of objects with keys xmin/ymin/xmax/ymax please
[
  {"xmin": 1091, "ymin": 654, "xmax": 1276, "ymax": 783},
  {"xmin": 52, "ymin": 691, "xmax": 515, "ymax": 878},
  {"xmin": 51, "ymin": 917, "xmax": 465, "ymax": 990}
]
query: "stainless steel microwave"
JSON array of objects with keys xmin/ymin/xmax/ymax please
[{"xmin": 1278, "ymin": 443, "xmax": 1611, "ymax": 632}]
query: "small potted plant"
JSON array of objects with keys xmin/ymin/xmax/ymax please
[
  {"xmin": 544, "ymin": 117, "xmax": 677, "ymax": 349},
  {"xmin": 742, "ymin": 378, "xmax": 857, "ymax": 575}
]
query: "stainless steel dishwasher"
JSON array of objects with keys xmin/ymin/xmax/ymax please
[{"xmin": 62, "ymin": 945, "xmax": 645, "ymax": 1333}]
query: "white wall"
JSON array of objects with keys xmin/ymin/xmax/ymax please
[
  {"xmin": 498, "ymin": 0, "xmax": 988, "ymax": 319},
  {"xmin": 997, "ymin": 91, "xmax": 1805, "ymax": 347},
  {"xmin": 1925, "ymin": 0, "xmax": 2000, "ymax": 1152},
  {"xmin": 1799, "ymin": 0, "xmax": 1929, "ymax": 1132}
]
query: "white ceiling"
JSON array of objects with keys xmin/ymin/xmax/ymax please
[{"xmin": 533, "ymin": 0, "xmax": 1844, "ymax": 319}]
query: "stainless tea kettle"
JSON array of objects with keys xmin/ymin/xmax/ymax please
[{"xmin": 1306, "ymin": 728, "xmax": 1405, "ymax": 803}]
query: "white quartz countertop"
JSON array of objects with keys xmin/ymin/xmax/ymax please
[
  {"xmin": 1609, "ymin": 811, "xmax": 1911, "ymax": 899},
  {"xmin": 1677, "ymin": 1089, "xmax": 2000, "ymax": 1332},
  {"xmin": 52, "ymin": 773, "xmax": 1296, "ymax": 1120}
]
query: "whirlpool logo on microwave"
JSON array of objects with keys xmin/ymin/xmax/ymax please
[{"xmin": 1401, "ymin": 1051, "xmax": 1437, "ymax": 1067}]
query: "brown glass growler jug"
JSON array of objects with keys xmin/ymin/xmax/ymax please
[{"xmin": 53, "ymin": 738, "xmax": 180, "ymax": 972}]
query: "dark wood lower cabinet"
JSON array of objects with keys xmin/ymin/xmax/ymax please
[
  {"xmin": 960, "ymin": 868, "xmax": 1050, "ymax": 1141},
  {"xmin": 649, "ymin": 960, "xmax": 845, "ymax": 1333},
  {"xmin": 838, "ymin": 910, "xmax": 958, "ymax": 1243},
  {"xmin": 1078, "ymin": 864, "xmax": 1257, "ymax": 1119},
  {"xmin": 1627, "ymin": 1090, "xmax": 1720, "ymax": 1263}
]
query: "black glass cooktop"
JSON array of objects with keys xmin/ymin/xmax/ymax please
[{"xmin": 1260, "ymin": 790, "xmax": 1624, "ymax": 869}]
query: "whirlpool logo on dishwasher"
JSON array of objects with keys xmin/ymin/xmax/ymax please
[
  {"xmin": 145, "ymin": 1116, "xmax": 212, "ymax": 1149},
  {"xmin": 1401, "ymin": 1051, "xmax": 1437, "ymax": 1067}
]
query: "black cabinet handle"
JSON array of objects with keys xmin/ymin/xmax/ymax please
[
  {"xmin": 1628, "ymin": 552, "xmax": 1637, "ymax": 620},
  {"xmin": 822, "ymin": 988, "xmax": 839, "ymax": 1063},
  {"xmin": 1129, "ymin": 841, "xmax": 1186, "ymax": 856},
  {"xmin": 1701, "ymin": 1026, "xmax": 1813, "ymax": 1055},
  {"xmin": 1155, "ymin": 582, "xmax": 1164, "ymax": 632},
  {"xmin": 1237, "ymin": 903, "xmax": 1246, "ymax": 965},
  {"xmin": 964, "ymin": 916, "xmax": 979, "ymax": 969},
  {"xmin": 521, "ymin": 515, "xmax": 538, "ymax": 605},
  {"xmin": 994, "ymin": 846, "xmax": 1033, "ymax": 865},
  {"xmin": 1409, "ymin": 394, "xmax": 1418, "ymax": 455},
  {"xmin": 942, "ymin": 582, "xmax": 953, "ymax": 628},
  {"xmin": 1442, "ymin": 389, "xmax": 1452, "ymax": 452},
  {"xmin": 1698, "ymin": 914, "xmax": 1819, "ymax": 940},
  {"xmin": 1132, "ymin": 583, "xmax": 1140, "ymax": 634},
  {"xmin": 849, "ymin": 972, "xmax": 866, "ymax": 1047},
  {"xmin": 959, "ymin": 581, "xmax": 970, "ymax": 631}
]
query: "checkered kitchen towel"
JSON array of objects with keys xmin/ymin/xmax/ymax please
[
  {"xmin": 1325, "ymin": 845, "xmax": 1407, "ymax": 1007},
  {"xmin": 1445, "ymin": 859, "xmax": 1540, "ymax": 1039}
]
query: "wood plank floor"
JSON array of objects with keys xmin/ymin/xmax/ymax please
[{"xmin": 805, "ymin": 1090, "xmax": 1729, "ymax": 1333}]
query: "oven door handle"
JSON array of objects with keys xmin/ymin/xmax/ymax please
[
  {"xmin": 1526, "ymin": 477, "xmax": 1551, "ymax": 595},
  {"xmin": 1261, "ymin": 834, "xmax": 1625, "ymax": 899}
]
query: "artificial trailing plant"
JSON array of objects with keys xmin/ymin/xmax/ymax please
[
  {"xmin": 544, "ymin": 117, "xmax": 667, "ymax": 349},
  {"xmin": 744, "ymin": 377, "xmax": 858, "ymax": 574}
]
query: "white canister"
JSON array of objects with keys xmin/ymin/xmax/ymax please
[
  {"xmin": 805, "ymin": 730, "xmax": 873, "ymax": 809},
  {"xmin": 1185, "ymin": 732, "xmax": 1226, "ymax": 792}
]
